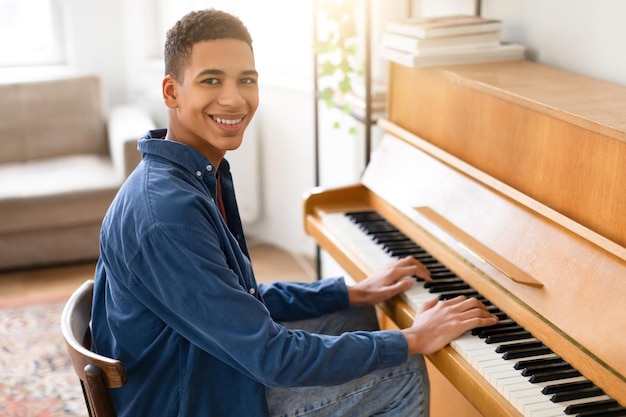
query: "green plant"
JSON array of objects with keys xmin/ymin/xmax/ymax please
[{"xmin": 314, "ymin": 0, "xmax": 362, "ymax": 133}]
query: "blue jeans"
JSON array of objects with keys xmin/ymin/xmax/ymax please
[{"xmin": 266, "ymin": 306, "xmax": 430, "ymax": 417}]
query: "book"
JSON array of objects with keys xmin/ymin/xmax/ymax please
[
  {"xmin": 381, "ymin": 31, "xmax": 501, "ymax": 54},
  {"xmin": 349, "ymin": 78, "xmax": 388, "ymax": 102},
  {"xmin": 340, "ymin": 91, "xmax": 386, "ymax": 112},
  {"xmin": 378, "ymin": 43, "xmax": 526, "ymax": 68},
  {"xmin": 385, "ymin": 15, "xmax": 502, "ymax": 39}
]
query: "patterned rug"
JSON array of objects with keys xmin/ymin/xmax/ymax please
[{"xmin": 0, "ymin": 297, "xmax": 88, "ymax": 417}]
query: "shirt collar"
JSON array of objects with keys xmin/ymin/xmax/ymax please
[{"xmin": 138, "ymin": 129, "xmax": 219, "ymax": 177}]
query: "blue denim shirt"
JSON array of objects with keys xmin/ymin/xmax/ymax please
[{"xmin": 91, "ymin": 129, "xmax": 408, "ymax": 417}]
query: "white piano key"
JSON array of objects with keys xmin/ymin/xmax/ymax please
[
  {"xmin": 400, "ymin": 289, "xmax": 436, "ymax": 313},
  {"xmin": 531, "ymin": 408, "xmax": 567, "ymax": 417},
  {"xmin": 318, "ymin": 211, "xmax": 616, "ymax": 417},
  {"xmin": 483, "ymin": 362, "xmax": 517, "ymax": 378},
  {"xmin": 523, "ymin": 400, "xmax": 569, "ymax": 417},
  {"xmin": 525, "ymin": 394, "xmax": 613, "ymax": 417},
  {"xmin": 476, "ymin": 357, "xmax": 509, "ymax": 376},
  {"xmin": 504, "ymin": 376, "xmax": 588, "ymax": 407},
  {"xmin": 505, "ymin": 383, "xmax": 542, "ymax": 412},
  {"xmin": 518, "ymin": 391, "xmax": 552, "ymax": 412},
  {"xmin": 491, "ymin": 369, "xmax": 525, "ymax": 389},
  {"xmin": 505, "ymin": 381, "xmax": 544, "ymax": 401},
  {"xmin": 523, "ymin": 400, "xmax": 566, "ymax": 417},
  {"xmin": 451, "ymin": 332, "xmax": 493, "ymax": 352},
  {"xmin": 322, "ymin": 212, "xmax": 396, "ymax": 268}
]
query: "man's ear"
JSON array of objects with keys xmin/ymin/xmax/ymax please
[{"xmin": 162, "ymin": 75, "xmax": 179, "ymax": 108}]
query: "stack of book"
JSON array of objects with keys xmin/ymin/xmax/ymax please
[
  {"xmin": 337, "ymin": 79, "xmax": 387, "ymax": 120},
  {"xmin": 379, "ymin": 15, "xmax": 526, "ymax": 68}
]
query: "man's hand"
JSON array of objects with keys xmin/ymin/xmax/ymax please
[
  {"xmin": 347, "ymin": 256, "xmax": 431, "ymax": 306},
  {"xmin": 402, "ymin": 296, "xmax": 499, "ymax": 355}
]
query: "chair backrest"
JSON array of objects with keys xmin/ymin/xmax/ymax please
[{"xmin": 61, "ymin": 279, "xmax": 127, "ymax": 417}]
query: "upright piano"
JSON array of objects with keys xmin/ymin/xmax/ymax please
[{"xmin": 304, "ymin": 60, "xmax": 626, "ymax": 417}]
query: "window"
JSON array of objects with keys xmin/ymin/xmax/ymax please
[{"xmin": 0, "ymin": 0, "xmax": 65, "ymax": 67}]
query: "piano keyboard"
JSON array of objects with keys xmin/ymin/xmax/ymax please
[{"xmin": 321, "ymin": 210, "xmax": 626, "ymax": 417}]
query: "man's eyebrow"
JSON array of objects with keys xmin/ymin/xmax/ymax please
[
  {"xmin": 195, "ymin": 69, "xmax": 258, "ymax": 78},
  {"xmin": 195, "ymin": 69, "xmax": 224, "ymax": 78},
  {"xmin": 242, "ymin": 69, "xmax": 259, "ymax": 77}
]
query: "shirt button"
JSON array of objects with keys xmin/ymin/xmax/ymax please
[
  {"xmin": 248, "ymin": 288, "xmax": 256, "ymax": 295},
  {"xmin": 206, "ymin": 164, "xmax": 213, "ymax": 172},
  {"xmin": 195, "ymin": 170, "xmax": 202, "ymax": 177}
]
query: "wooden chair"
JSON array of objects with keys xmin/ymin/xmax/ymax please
[{"xmin": 61, "ymin": 279, "xmax": 127, "ymax": 417}]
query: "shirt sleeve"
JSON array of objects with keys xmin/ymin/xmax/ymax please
[
  {"xmin": 259, "ymin": 278, "xmax": 349, "ymax": 322},
  {"xmin": 126, "ymin": 224, "xmax": 408, "ymax": 388}
]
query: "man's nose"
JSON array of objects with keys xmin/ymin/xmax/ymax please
[{"xmin": 218, "ymin": 81, "xmax": 245, "ymax": 107}]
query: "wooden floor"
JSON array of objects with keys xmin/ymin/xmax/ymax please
[{"xmin": 0, "ymin": 240, "xmax": 316, "ymax": 305}]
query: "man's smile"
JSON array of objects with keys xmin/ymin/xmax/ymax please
[{"xmin": 212, "ymin": 115, "xmax": 244, "ymax": 125}]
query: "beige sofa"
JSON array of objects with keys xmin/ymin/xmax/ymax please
[{"xmin": 0, "ymin": 74, "xmax": 155, "ymax": 271}]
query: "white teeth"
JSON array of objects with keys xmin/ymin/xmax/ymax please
[{"xmin": 214, "ymin": 116, "xmax": 243, "ymax": 125}]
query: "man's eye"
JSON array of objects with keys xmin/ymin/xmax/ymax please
[
  {"xmin": 240, "ymin": 78, "xmax": 257, "ymax": 85},
  {"xmin": 202, "ymin": 78, "xmax": 219, "ymax": 85}
]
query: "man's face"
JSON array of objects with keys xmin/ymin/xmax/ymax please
[{"xmin": 163, "ymin": 38, "xmax": 259, "ymax": 163}]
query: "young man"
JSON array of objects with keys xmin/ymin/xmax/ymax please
[{"xmin": 91, "ymin": 9, "xmax": 497, "ymax": 417}]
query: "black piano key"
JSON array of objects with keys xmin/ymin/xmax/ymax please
[
  {"xmin": 495, "ymin": 340, "xmax": 544, "ymax": 353},
  {"xmin": 472, "ymin": 319, "xmax": 517, "ymax": 335},
  {"xmin": 564, "ymin": 399, "xmax": 622, "ymax": 415},
  {"xmin": 575, "ymin": 407, "xmax": 626, "ymax": 417},
  {"xmin": 355, "ymin": 216, "xmax": 390, "ymax": 224},
  {"xmin": 529, "ymin": 368, "xmax": 581, "ymax": 383},
  {"xmin": 542, "ymin": 379, "xmax": 595, "ymax": 394},
  {"xmin": 502, "ymin": 346, "xmax": 553, "ymax": 359},
  {"xmin": 427, "ymin": 282, "xmax": 471, "ymax": 293},
  {"xmin": 486, "ymin": 330, "xmax": 533, "ymax": 344},
  {"xmin": 382, "ymin": 241, "xmax": 422, "ymax": 249},
  {"xmin": 479, "ymin": 325, "xmax": 525, "ymax": 338},
  {"xmin": 345, "ymin": 210, "xmax": 381, "ymax": 222},
  {"xmin": 360, "ymin": 222, "xmax": 397, "ymax": 234},
  {"xmin": 424, "ymin": 278, "xmax": 464, "ymax": 287},
  {"xmin": 438, "ymin": 289, "xmax": 480, "ymax": 300},
  {"xmin": 383, "ymin": 247, "xmax": 421, "ymax": 256},
  {"xmin": 520, "ymin": 360, "xmax": 570, "ymax": 376},
  {"xmin": 514, "ymin": 356, "xmax": 563, "ymax": 370},
  {"xmin": 423, "ymin": 263, "xmax": 448, "ymax": 270},
  {"xmin": 428, "ymin": 272, "xmax": 458, "ymax": 280},
  {"xmin": 385, "ymin": 245, "xmax": 425, "ymax": 254},
  {"xmin": 428, "ymin": 265, "xmax": 452, "ymax": 273},
  {"xmin": 394, "ymin": 252, "xmax": 440, "ymax": 264},
  {"xmin": 551, "ymin": 386, "xmax": 605, "ymax": 402},
  {"xmin": 425, "ymin": 281, "xmax": 467, "ymax": 290},
  {"xmin": 381, "ymin": 242, "xmax": 417, "ymax": 251},
  {"xmin": 373, "ymin": 233, "xmax": 411, "ymax": 243},
  {"xmin": 492, "ymin": 311, "xmax": 509, "ymax": 321},
  {"xmin": 483, "ymin": 302, "xmax": 498, "ymax": 310},
  {"xmin": 407, "ymin": 250, "xmax": 431, "ymax": 258}
]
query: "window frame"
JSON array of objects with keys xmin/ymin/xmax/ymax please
[{"xmin": 0, "ymin": 0, "xmax": 65, "ymax": 67}]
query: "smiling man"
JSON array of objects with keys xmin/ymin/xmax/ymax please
[
  {"xmin": 90, "ymin": 9, "xmax": 497, "ymax": 417},
  {"xmin": 162, "ymin": 36, "xmax": 258, "ymax": 164}
]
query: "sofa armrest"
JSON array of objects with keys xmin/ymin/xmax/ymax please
[{"xmin": 107, "ymin": 104, "xmax": 156, "ymax": 180}]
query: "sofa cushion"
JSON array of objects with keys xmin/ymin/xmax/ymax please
[
  {"xmin": 0, "ymin": 75, "xmax": 107, "ymax": 163},
  {"xmin": 0, "ymin": 154, "xmax": 120, "ymax": 234}
]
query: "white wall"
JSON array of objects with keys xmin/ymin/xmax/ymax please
[
  {"xmin": 483, "ymin": 0, "xmax": 626, "ymax": 86},
  {"xmin": 7, "ymin": 0, "xmax": 623, "ymax": 261},
  {"xmin": 415, "ymin": 0, "xmax": 626, "ymax": 86}
]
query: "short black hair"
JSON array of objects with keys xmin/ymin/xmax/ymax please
[{"xmin": 164, "ymin": 9, "xmax": 253, "ymax": 82}]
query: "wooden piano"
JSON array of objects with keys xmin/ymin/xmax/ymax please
[{"xmin": 304, "ymin": 60, "xmax": 626, "ymax": 417}]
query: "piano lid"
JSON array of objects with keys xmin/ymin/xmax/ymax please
[{"xmin": 387, "ymin": 60, "xmax": 626, "ymax": 256}]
